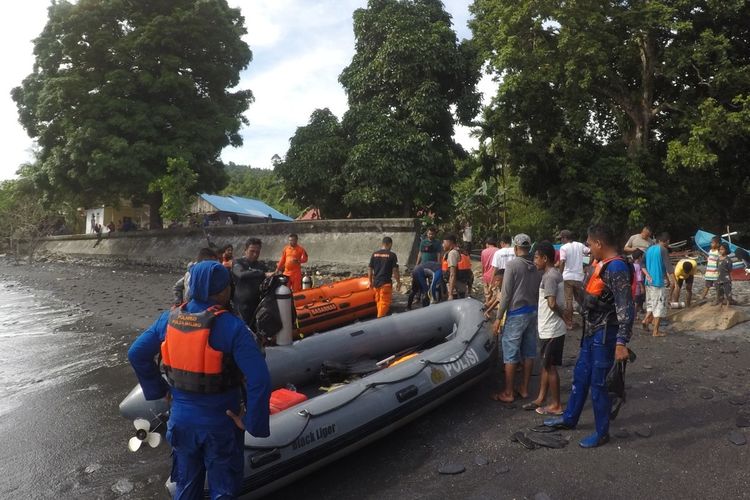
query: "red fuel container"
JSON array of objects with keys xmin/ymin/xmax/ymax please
[{"xmin": 269, "ymin": 388, "xmax": 308, "ymax": 414}]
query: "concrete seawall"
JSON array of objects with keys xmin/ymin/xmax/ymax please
[{"xmin": 38, "ymin": 218, "xmax": 420, "ymax": 272}]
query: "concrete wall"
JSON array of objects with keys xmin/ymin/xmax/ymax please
[{"xmin": 38, "ymin": 218, "xmax": 421, "ymax": 272}]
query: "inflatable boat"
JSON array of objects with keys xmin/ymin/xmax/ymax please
[
  {"xmin": 120, "ymin": 298, "xmax": 494, "ymax": 498},
  {"xmin": 293, "ymin": 276, "xmax": 376, "ymax": 337}
]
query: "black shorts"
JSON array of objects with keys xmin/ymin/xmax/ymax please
[
  {"xmin": 676, "ymin": 275, "xmax": 694, "ymax": 288},
  {"xmin": 539, "ymin": 336, "xmax": 565, "ymax": 367}
]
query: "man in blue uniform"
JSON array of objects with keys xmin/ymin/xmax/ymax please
[
  {"xmin": 128, "ymin": 260, "xmax": 271, "ymax": 499},
  {"xmin": 544, "ymin": 224, "xmax": 634, "ymax": 448}
]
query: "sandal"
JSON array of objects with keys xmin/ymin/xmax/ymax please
[
  {"xmin": 522, "ymin": 402, "xmax": 541, "ymax": 411},
  {"xmin": 536, "ymin": 406, "xmax": 564, "ymax": 416}
]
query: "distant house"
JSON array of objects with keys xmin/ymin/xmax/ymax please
[
  {"xmin": 192, "ymin": 194, "xmax": 294, "ymax": 225},
  {"xmin": 84, "ymin": 201, "xmax": 149, "ymax": 234},
  {"xmin": 297, "ymin": 207, "xmax": 321, "ymax": 220}
]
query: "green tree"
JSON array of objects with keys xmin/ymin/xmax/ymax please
[
  {"xmin": 338, "ymin": 0, "xmax": 480, "ymax": 217},
  {"xmin": 275, "ymin": 108, "xmax": 350, "ymax": 218},
  {"xmin": 0, "ymin": 177, "xmax": 61, "ymax": 261},
  {"xmin": 470, "ymin": 0, "xmax": 750, "ymax": 236},
  {"xmin": 222, "ymin": 163, "xmax": 301, "ymax": 218},
  {"xmin": 148, "ymin": 157, "xmax": 197, "ymax": 223},
  {"xmin": 12, "ymin": 0, "xmax": 253, "ymax": 229}
]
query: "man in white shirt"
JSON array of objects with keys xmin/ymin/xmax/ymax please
[
  {"xmin": 491, "ymin": 234, "xmax": 515, "ymax": 290},
  {"xmin": 557, "ymin": 230, "xmax": 589, "ymax": 330}
]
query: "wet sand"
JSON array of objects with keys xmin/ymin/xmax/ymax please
[{"xmin": 1, "ymin": 258, "xmax": 749, "ymax": 499}]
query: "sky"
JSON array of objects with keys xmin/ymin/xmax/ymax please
[{"xmin": 0, "ymin": 0, "xmax": 495, "ymax": 181}]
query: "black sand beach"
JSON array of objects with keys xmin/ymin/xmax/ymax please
[{"xmin": 1, "ymin": 258, "xmax": 749, "ymax": 499}]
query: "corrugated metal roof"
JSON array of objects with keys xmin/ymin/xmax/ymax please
[{"xmin": 199, "ymin": 194, "xmax": 293, "ymax": 221}]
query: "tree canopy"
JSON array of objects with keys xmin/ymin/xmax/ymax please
[
  {"xmin": 279, "ymin": 0, "xmax": 480, "ymax": 219},
  {"xmin": 275, "ymin": 108, "xmax": 350, "ymax": 219},
  {"xmin": 470, "ymin": 0, "xmax": 750, "ymax": 237},
  {"xmin": 339, "ymin": 0, "xmax": 480, "ymax": 217},
  {"xmin": 12, "ymin": 0, "xmax": 253, "ymax": 229}
]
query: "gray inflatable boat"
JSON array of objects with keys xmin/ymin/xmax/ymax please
[{"xmin": 120, "ymin": 298, "xmax": 494, "ymax": 498}]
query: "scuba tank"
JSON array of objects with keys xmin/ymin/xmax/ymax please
[
  {"xmin": 302, "ymin": 274, "xmax": 313, "ymax": 290},
  {"xmin": 275, "ymin": 280, "xmax": 294, "ymax": 346}
]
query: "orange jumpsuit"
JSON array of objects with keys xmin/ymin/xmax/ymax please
[{"xmin": 277, "ymin": 244, "xmax": 308, "ymax": 292}]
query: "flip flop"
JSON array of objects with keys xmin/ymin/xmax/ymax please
[
  {"xmin": 522, "ymin": 402, "xmax": 540, "ymax": 411},
  {"xmin": 530, "ymin": 425, "xmax": 557, "ymax": 434},
  {"xmin": 526, "ymin": 433, "xmax": 569, "ymax": 449},
  {"xmin": 511, "ymin": 431, "xmax": 537, "ymax": 450},
  {"xmin": 535, "ymin": 407, "xmax": 564, "ymax": 416}
]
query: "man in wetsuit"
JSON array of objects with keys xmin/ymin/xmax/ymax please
[
  {"xmin": 232, "ymin": 237, "xmax": 272, "ymax": 328},
  {"xmin": 544, "ymin": 224, "xmax": 634, "ymax": 448},
  {"xmin": 128, "ymin": 260, "xmax": 271, "ymax": 499}
]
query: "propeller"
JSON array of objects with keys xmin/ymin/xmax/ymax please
[{"xmin": 128, "ymin": 418, "xmax": 162, "ymax": 452}]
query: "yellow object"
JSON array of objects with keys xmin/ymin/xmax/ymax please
[
  {"xmin": 391, "ymin": 352, "xmax": 419, "ymax": 367},
  {"xmin": 674, "ymin": 259, "xmax": 697, "ymax": 280}
]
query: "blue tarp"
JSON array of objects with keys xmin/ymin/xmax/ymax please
[{"xmin": 199, "ymin": 194, "xmax": 293, "ymax": 221}]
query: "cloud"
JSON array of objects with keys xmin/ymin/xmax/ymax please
[{"xmin": 0, "ymin": 1, "xmax": 492, "ymax": 181}]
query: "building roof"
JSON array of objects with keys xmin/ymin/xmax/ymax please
[{"xmin": 199, "ymin": 194, "xmax": 294, "ymax": 221}]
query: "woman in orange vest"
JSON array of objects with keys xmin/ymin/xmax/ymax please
[{"xmin": 277, "ymin": 233, "xmax": 308, "ymax": 292}]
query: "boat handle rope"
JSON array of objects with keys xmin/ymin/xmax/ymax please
[{"xmin": 248, "ymin": 318, "xmax": 490, "ymax": 451}]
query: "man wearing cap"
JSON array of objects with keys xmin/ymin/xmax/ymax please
[
  {"xmin": 557, "ymin": 230, "xmax": 590, "ymax": 329},
  {"xmin": 128, "ymin": 260, "xmax": 271, "ymax": 499},
  {"xmin": 491, "ymin": 233, "xmax": 542, "ymax": 403}
]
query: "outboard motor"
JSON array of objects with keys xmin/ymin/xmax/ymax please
[{"xmin": 275, "ymin": 281, "xmax": 293, "ymax": 346}]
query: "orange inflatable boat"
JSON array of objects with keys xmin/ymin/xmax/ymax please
[{"xmin": 293, "ymin": 276, "xmax": 376, "ymax": 337}]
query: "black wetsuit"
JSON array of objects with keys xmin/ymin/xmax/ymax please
[{"xmin": 232, "ymin": 257, "xmax": 269, "ymax": 327}]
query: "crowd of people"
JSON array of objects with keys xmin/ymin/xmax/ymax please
[{"xmin": 127, "ymin": 223, "xmax": 743, "ymax": 498}]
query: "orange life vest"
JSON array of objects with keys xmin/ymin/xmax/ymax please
[
  {"xmin": 160, "ymin": 305, "xmax": 241, "ymax": 394},
  {"xmin": 442, "ymin": 251, "xmax": 472, "ymax": 283},
  {"xmin": 583, "ymin": 256, "xmax": 635, "ymax": 312}
]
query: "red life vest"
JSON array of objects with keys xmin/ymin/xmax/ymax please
[{"xmin": 160, "ymin": 305, "xmax": 241, "ymax": 394}]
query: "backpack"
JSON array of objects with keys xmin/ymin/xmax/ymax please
[{"xmin": 254, "ymin": 275, "xmax": 288, "ymax": 340}]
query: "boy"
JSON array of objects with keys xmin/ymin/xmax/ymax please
[
  {"xmin": 715, "ymin": 243, "xmax": 733, "ymax": 306},
  {"xmin": 525, "ymin": 241, "xmax": 566, "ymax": 415},
  {"xmin": 631, "ymin": 249, "xmax": 645, "ymax": 315},
  {"xmin": 700, "ymin": 236, "xmax": 721, "ymax": 301}
]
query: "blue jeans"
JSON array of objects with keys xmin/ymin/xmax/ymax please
[
  {"xmin": 167, "ymin": 422, "xmax": 244, "ymax": 500},
  {"xmin": 501, "ymin": 312, "xmax": 538, "ymax": 364},
  {"xmin": 562, "ymin": 325, "xmax": 617, "ymax": 437}
]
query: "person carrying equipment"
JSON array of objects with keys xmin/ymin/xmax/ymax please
[
  {"xmin": 128, "ymin": 261, "xmax": 271, "ymax": 499},
  {"xmin": 277, "ymin": 233, "xmax": 308, "ymax": 292},
  {"xmin": 544, "ymin": 224, "xmax": 635, "ymax": 448}
]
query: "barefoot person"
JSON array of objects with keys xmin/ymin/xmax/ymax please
[
  {"xmin": 490, "ymin": 233, "xmax": 541, "ymax": 403},
  {"xmin": 543, "ymin": 224, "xmax": 634, "ymax": 448},
  {"xmin": 715, "ymin": 243, "xmax": 733, "ymax": 306},
  {"xmin": 642, "ymin": 233, "xmax": 672, "ymax": 337},
  {"xmin": 700, "ymin": 236, "xmax": 721, "ymax": 301},
  {"xmin": 525, "ymin": 241, "xmax": 566, "ymax": 416},
  {"xmin": 672, "ymin": 258, "xmax": 697, "ymax": 307}
]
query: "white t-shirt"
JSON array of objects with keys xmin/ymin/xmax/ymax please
[
  {"xmin": 538, "ymin": 268, "xmax": 566, "ymax": 339},
  {"xmin": 559, "ymin": 241, "xmax": 589, "ymax": 282},
  {"xmin": 491, "ymin": 247, "xmax": 515, "ymax": 271}
]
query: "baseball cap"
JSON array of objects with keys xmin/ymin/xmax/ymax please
[{"xmin": 513, "ymin": 233, "xmax": 531, "ymax": 247}]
